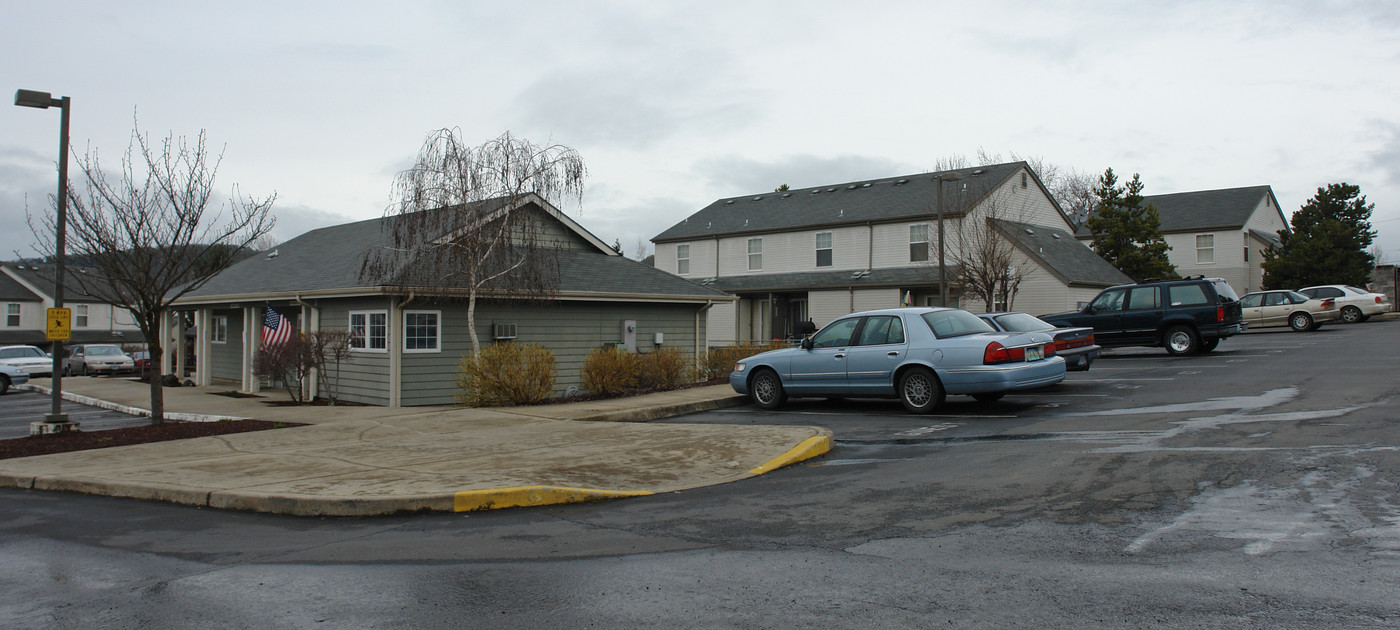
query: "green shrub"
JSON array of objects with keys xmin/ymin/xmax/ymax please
[
  {"xmin": 456, "ymin": 342, "xmax": 556, "ymax": 407},
  {"xmin": 637, "ymin": 347, "xmax": 690, "ymax": 388},
  {"xmin": 697, "ymin": 341, "xmax": 791, "ymax": 381},
  {"xmin": 581, "ymin": 346, "xmax": 639, "ymax": 395}
]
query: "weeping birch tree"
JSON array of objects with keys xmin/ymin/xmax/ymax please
[
  {"xmin": 360, "ymin": 130, "xmax": 586, "ymax": 354},
  {"xmin": 28, "ymin": 120, "xmax": 276, "ymax": 424}
]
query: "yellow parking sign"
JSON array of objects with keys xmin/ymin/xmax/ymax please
[{"xmin": 47, "ymin": 307, "xmax": 71, "ymax": 341}]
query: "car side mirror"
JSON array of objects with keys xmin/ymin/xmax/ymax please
[{"xmin": 800, "ymin": 337, "xmax": 814, "ymax": 350}]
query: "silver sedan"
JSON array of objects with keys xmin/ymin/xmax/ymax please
[{"xmin": 1239, "ymin": 290, "xmax": 1340, "ymax": 331}]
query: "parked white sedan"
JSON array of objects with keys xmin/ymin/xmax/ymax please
[
  {"xmin": 0, "ymin": 345, "xmax": 54, "ymax": 377},
  {"xmin": 1239, "ymin": 290, "xmax": 1340, "ymax": 332},
  {"xmin": 1297, "ymin": 285, "xmax": 1392, "ymax": 323}
]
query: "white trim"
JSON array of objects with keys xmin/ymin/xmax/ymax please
[
  {"xmin": 349, "ymin": 309, "xmax": 389, "ymax": 353},
  {"xmin": 402, "ymin": 309, "xmax": 441, "ymax": 353}
]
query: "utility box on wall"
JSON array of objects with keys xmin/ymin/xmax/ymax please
[{"xmin": 621, "ymin": 319, "xmax": 637, "ymax": 352}]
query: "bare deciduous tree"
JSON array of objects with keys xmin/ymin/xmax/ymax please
[
  {"xmin": 360, "ymin": 129, "xmax": 586, "ymax": 354},
  {"xmin": 28, "ymin": 119, "xmax": 275, "ymax": 424},
  {"xmin": 310, "ymin": 330, "xmax": 353, "ymax": 405}
]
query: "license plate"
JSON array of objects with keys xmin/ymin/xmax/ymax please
[{"xmin": 1025, "ymin": 346, "xmax": 1042, "ymax": 362}]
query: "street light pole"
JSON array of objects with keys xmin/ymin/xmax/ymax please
[
  {"xmin": 935, "ymin": 171, "xmax": 961, "ymax": 308},
  {"xmin": 15, "ymin": 89, "xmax": 71, "ymax": 424}
]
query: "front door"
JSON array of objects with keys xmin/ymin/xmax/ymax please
[{"xmin": 785, "ymin": 316, "xmax": 860, "ymax": 395}]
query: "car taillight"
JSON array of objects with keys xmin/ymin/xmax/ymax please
[
  {"xmin": 1322, "ymin": 299, "xmax": 1334, "ymax": 308},
  {"xmin": 1216, "ymin": 306, "xmax": 1225, "ymax": 322},
  {"xmin": 984, "ymin": 341, "xmax": 1024, "ymax": 365},
  {"xmin": 1043, "ymin": 342, "xmax": 1056, "ymax": 357},
  {"xmin": 1377, "ymin": 296, "xmax": 1384, "ymax": 304}
]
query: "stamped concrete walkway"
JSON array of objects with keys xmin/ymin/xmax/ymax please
[{"xmin": 0, "ymin": 379, "xmax": 830, "ymax": 516}]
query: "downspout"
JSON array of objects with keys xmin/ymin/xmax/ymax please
[{"xmin": 696, "ymin": 299, "xmax": 714, "ymax": 373}]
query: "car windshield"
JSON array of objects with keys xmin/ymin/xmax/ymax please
[
  {"xmin": 921, "ymin": 309, "xmax": 996, "ymax": 338},
  {"xmin": 0, "ymin": 347, "xmax": 44, "ymax": 359},
  {"xmin": 992, "ymin": 313, "xmax": 1052, "ymax": 332},
  {"xmin": 87, "ymin": 346, "xmax": 123, "ymax": 356}
]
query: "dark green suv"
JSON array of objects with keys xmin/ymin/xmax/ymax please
[{"xmin": 1039, "ymin": 277, "xmax": 1245, "ymax": 355}]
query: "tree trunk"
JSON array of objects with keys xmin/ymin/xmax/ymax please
[{"xmin": 148, "ymin": 337, "xmax": 165, "ymax": 425}]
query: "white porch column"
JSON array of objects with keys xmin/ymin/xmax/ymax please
[
  {"xmin": 389, "ymin": 298, "xmax": 402, "ymax": 407},
  {"xmin": 242, "ymin": 306, "xmax": 260, "ymax": 393},
  {"xmin": 195, "ymin": 308, "xmax": 212, "ymax": 386},
  {"xmin": 159, "ymin": 310, "xmax": 175, "ymax": 375},
  {"xmin": 174, "ymin": 314, "xmax": 187, "ymax": 378},
  {"xmin": 303, "ymin": 303, "xmax": 320, "ymax": 402}
]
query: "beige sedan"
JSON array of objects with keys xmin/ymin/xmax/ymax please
[{"xmin": 1239, "ymin": 290, "xmax": 1340, "ymax": 332}]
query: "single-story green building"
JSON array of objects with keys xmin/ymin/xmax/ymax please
[{"xmin": 170, "ymin": 194, "xmax": 733, "ymax": 406}]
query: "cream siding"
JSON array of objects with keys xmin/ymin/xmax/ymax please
[
  {"xmin": 706, "ymin": 300, "xmax": 738, "ymax": 346},
  {"xmin": 1166, "ymin": 230, "xmax": 1249, "ymax": 294},
  {"xmin": 852, "ymin": 288, "xmax": 899, "ymax": 312},
  {"xmin": 809, "ymin": 290, "xmax": 854, "ymax": 327}
]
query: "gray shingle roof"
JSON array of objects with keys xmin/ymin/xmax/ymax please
[
  {"xmin": 995, "ymin": 219, "xmax": 1133, "ymax": 287},
  {"xmin": 654, "ymin": 162, "xmax": 1040, "ymax": 242},
  {"xmin": 0, "ymin": 268, "xmax": 43, "ymax": 301},
  {"xmin": 181, "ymin": 202, "xmax": 729, "ymax": 303},
  {"xmin": 1147, "ymin": 186, "xmax": 1276, "ymax": 232},
  {"xmin": 0, "ymin": 262, "xmax": 122, "ymax": 303}
]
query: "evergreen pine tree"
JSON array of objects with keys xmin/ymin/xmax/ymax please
[
  {"xmin": 1085, "ymin": 168, "xmax": 1176, "ymax": 281},
  {"xmin": 1262, "ymin": 183, "xmax": 1376, "ymax": 289}
]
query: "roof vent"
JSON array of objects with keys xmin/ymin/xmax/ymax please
[
  {"xmin": 973, "ymin": 169, "xmax": 986, "ymax": 175},
  {"xmin": 826, "ymin": 188, "xmax": 836, "ymax": 192},
  {"xmin": 707, "ymin": 221, "xmax": 712, "ymax": 229},
  {"xmin": 850, "ymin": 270, "xmax": 871, "ymax": 279},
  {"xmin": 861, "ymin": 183, "xmax": 871, "ymax": 188},
  {"xmin": 725, "ymin": 200, "xmax": 734, "ymax": 205},
  {"xmin": 752, "ymin": 196, "xmax": 762, "ymax": 201},
  {"xmin": 847, "ymin": 185, "xmax": 857, "ymax": 190},
  {"xmin": 1051, "ymin": 233, "xmax": 1061, "ymax": 239},
  {"xmin": 811, "ymin": 189, "xmax": 820, "ymax": 194},
  {"xmin": 1025, "ymin": 228, "xmax": 1035, "ymax": 235},
  {"xmin": 744, "ymin": 218, "xmax": 749, "ymax": 226},
  {"xmin": 838, "ymin": 209, "xmax": 844, "ymax": 217},
  {"xmin": 782, "ymin": 193, "xmax": 791, "ymax": 198},
  {"xmin": 266, "ymin": 249, "xmax": 279, "ymax": 259}
]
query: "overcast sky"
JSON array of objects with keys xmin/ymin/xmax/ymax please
[{"xmin": 6, "ymin": 1, "xmax": 1400, "ymax": 265}]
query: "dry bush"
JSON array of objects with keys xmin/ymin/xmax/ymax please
[
  {"xmin": 637, "ymin": 347, "xmax": 690, "ymax": 388},
  {"xmin": 456, "ymin": 342, "xmax": 556, "ymax": 407},
  {"xmin": 696, "ymin": 341, "xmax": 791, "ymax": 381},
  {"xmin": 581, "ymin": 345, "xmax": 639, "ymax": 395}
]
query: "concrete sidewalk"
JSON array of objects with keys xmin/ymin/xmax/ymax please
[{"xmin": 0, "ymin": 378, "xmax": 830, "ymax": 516}]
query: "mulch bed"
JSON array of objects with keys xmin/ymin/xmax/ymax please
[{"xmin": 0, "ymin": 420, "xmax": 305, "ymax": 460}]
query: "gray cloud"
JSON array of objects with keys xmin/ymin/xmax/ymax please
[
  {"xmin": 1368, "ymin": 121, "xmax": 1400, "ymax": 187},
  {"xmin": 693, "ymin": 154, "xmax": 916, "ymax": 195},
  {"xmin": 266, "ymin": 203, "xmax": 359, "ymax": 246}
]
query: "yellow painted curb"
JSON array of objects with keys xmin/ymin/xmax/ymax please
[
  {"xmin": 453, "ymin": 485, "xmax": 653, "ymax": 512},
  {"xmin": 748, "ymin": 435, "xmax": 832, "ymax": 475}
]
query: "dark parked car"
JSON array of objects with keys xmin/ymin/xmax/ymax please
[
  {"xmin": 1039, "ymin": 276, "xmax": 1244, "ymax": 355},
  {"xmin": 977, "ymin": 312, "xmax": 1100, "ymax": 371}
]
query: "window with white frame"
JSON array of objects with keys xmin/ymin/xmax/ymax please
[
  {"xmin": 212, "ymin": 315, "xmax": 228, "ymax": 344},
  {"xmin": 5, "ymin": 304, "xmax": 18, "ymax": 327},
  {"xmin": 1196, "ymin": 234, "xmax": 1215, "ymax": 264},
  {"xmin": 747, "ymin": 238, "xmax": 763, "ymax": 271},
  {"xmin": 403, "ymin": 310, "xmax": 440, "ymax": 352},
  {"xmin": 75, "ymin": 304, "xmax": 89, "ymax": 327},
  {"xmin": 910, "ymin": 224, "xmax": 930, "ymax": 262},
  {"xmin": 349, "ymin": 310, "xmax": 388, "ymax": 352},
  {"xmin": 815, "ymin": 232, "xmax": 833, "ymax": 267},
  {"xmin": 676, "ymin": 243, "xmax": 690, "ymax": 275}
]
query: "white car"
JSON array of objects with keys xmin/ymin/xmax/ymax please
[
  {"xmin": 0, "ymin": 344, "xmax": 55, "ymax": 377},
  {"xmin": 1239, "ymin": 290, "xmax": 1340, "ymax": 332},
  {"xmin": 1297, "ymin": 285, "xmax": 1392, "ymax": 324}
]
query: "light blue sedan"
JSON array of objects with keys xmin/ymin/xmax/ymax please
[
  {"xmin": 730, "ymin": 307, "xmax": 1066, "ymax": 413},
  {"xmin": 1, "ymin": 363, "xmax": 30, "ymax": 395}
]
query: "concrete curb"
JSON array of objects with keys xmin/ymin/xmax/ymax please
[
  {"xmin": 18, "ymin": 383, "xmax": 245, "ymax": 423},
  {"xmin": 573, "ymin": 393, "xmax": 751, "ymax": 422}
]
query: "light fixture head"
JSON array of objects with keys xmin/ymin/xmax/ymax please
[{"xmin": 14, "ymin": 89, "xmax": 57, "ymax": 109}]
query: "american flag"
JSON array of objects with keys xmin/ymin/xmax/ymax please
[{"xmin": 262, "ymin": 306, "xmax": 293, "ymax": 347}]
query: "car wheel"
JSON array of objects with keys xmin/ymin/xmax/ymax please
[
  {"xmin": 1164, "ymin": 325, "xmax": 1199, "ymax": 356},
  {"xmin": 1341, "ymin": 306, "xmax": 1364, "ymax": 323},
  {"xmin": 1289, "ymin": 312, "xmax": 1314, "ymax": 332},
  {"xmin": 899, "ymin": 367, "xmax": 945, "ymax": 414},
  {"xmin": 0, "ymin": 375, "xmax": 9, "ymax": 395},
  {"xmin": 971, "ymin": 392, "xmax": 1005, "ymax": 403},
  {"xmin": 1199, "ymin": 338, "xmax": 1220, "ymax": 352},
  {"xmin": 748, "ymin": 368, "xmax": 787, "ymax": 410}
]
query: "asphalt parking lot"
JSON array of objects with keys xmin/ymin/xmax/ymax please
[{"xmin": 0, "ymin": 386, "xmax": 149, "ymax": 439}]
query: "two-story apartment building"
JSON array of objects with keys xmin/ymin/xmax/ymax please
[
  {"xmin": 652, "ymin": 162, "xmax": 1131, "ymax": 345},
  {"xmin": 1075, "ymin": 185, "xmax": 1288, "ymax": 295},
  {"xmin": 0, "ymin": 262, "xmax": 143, "ymax": 349}
]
